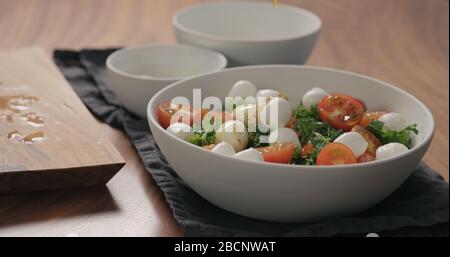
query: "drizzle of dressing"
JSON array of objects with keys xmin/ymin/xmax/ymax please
[
  {"xmin": 0, "ymin": 95, "xmax": 39, "ymax": 122},
  {"xmin": 3, "ymin": 95, "xmax": 39, "ymax": 111},
  {"xmin": 22, "ymin": 131, "xmax": 45, "ymax": 143},
  {"xmin": 1, "ymin": 95, "xmax": 46, "ymax": 144},
  {"xmin": 19, "ymin": 112, "xmax": 44, "ymax": 127},
  {"xmin": 6, "ymin": 130, "xmax": 45, "ymax": 144},
  {"xmin": 7, "ymin": 130, "xmax": 23, "ymax": 142}
]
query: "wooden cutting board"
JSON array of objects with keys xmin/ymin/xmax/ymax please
[{"xmin": 0, "ymin": 47, "xmax": 125, "ymax": 194}]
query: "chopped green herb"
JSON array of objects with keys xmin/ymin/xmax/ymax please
[
  {"xmin": 247, "ymin": 126, "xmax": 270, "ymax": 148},
  {"xmin": 187, "ymin": 129, "xmax": 216, "ymax": 146},
  {"xmin": 367, "ymin": 120, "xmax": 418, "ymax": 149},
  {"xmin": 291, "ymin": 132, "xmax": 333, "ymax": 165},
  {"xmin": 291, "ymin": 146, "xmax": 303, "ymax": 164},
  {"xmin": 289, "ymin": 104, "xmax": 343, "ymax": 165},
  {"xmin": 293, "ymin": 104, "xmax": 342, "ymax": 145}
]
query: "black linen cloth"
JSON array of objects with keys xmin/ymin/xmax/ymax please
[{"xmin": 53, "ymin": 49, "xmax": 449, "ymax": 237}]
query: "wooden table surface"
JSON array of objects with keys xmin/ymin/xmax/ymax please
[{"xmin": 0, "ymin": 0, "xmax": 448, "ymax": 237}]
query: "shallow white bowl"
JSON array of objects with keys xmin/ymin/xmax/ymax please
[
  {"xmin": 173, "ymin": 2, "xmax": 321, "ymax": 67},
  {"xmin": 147, "ymin": 65, "xmax": 435, "ymax": 222},
  {"xmin": 106, "ymin": 44, "xmax": 227, "ymax": 117}
]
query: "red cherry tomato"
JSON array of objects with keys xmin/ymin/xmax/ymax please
[
  {"xmin": 257, "ymin": 143, "xmax": 296, "ymax": 164},
  {"xmin": 351, "ymin": 125, "xmax": 382, "ymax": 156},
  {"xmin": 318, "ymin": 94, "xmax": 366, "ymax": 132},
  {"xmin": 203, "ymin": 144, "xmax": 216, "ymax": 150},
  {"xmin": 301, "ymin": 143, "xmax": 314, "ymax": 157},
  {"xmin": 357, "ymin": 152, "xmax": 376, "ymax": 163},
  {"xmin": 359, "ymin": 111, "xmax": 387, "ymax": 127},
  {"xmin": 286, "ymin": 116, "xmax": 297, "ymax": 129},
  {"xmin": 157, "ymin": 102, "xmax": 218, "ymax": 129},
  {"xmin": 316, "ymin": 143, "xmax": 357, "ymax": 165},
  {"xmin": 156, "ymin": 101, "xmax": 187, "ymax": 129}
]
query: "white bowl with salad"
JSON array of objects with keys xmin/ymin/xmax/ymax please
[{"xmin": 147, "ymin": 65, "xmax": 435, "ymax": 222}]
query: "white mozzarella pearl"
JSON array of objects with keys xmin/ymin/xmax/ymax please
[
  {"xmin": 256, "ymin": 89, "xmax": 281, "ymax": 98},
  {"xmin": 215, "ymin": 120, "xmax": 248, "ymax": 152},
  {"xmin": 244, "ymin": 96, "xmax": 257, "ymax": 105},
  {"xmin": 334, "ymin": 132, "xmax": 369, "ymax": 157},
  {"xmin": 376, "ymin": 143, "xmax": 409, "ymax": 160},
  {"xmin": 378, "ymin": 113, "xmax": 408, "ymax": 131},
  {"xmin": 234, "ymin": 148, "xmax": 264, "ymax": 162},
  {"xmin": 224, "ymin": 96, "xmax": 256, "ymax": 110},
  {"xmin": 302, "ymin": 87, "xmax": 329, "ymax": 110},
  {"xmin": 268, "ymin": 127, "xmax": 301, "ymax": 147},
  {"xmin": 259, "ymin": 97, "xmax": 292, "ymax": 130},
  {"xmin": 166, "ymin": 122, "xmax": 193, "ymax": 141},
  {"xmin": 234, "ymin": 104, "xmax": 258, "ymax": 129},
  {"xmin": 228, "ymin": 80, "xmax": 258, "ymax": 98},
  {"xmin": 255, "ymin": 89, "xmax": 288, "ymax": 112},
  {"xmin": 211, "ymin": 142, "xmax": 236, "ymax": 156}
]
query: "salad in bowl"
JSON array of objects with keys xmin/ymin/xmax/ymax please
[
  {"xmin": 156, "ymin": 81, "xmax": 418, "ymax": 166},
  {"xmin": 147, "ymin": 65, "xmax": 434, "ymax": 222}
]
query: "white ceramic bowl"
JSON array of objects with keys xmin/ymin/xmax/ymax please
[
  {"xmin": 147, "ymin": 65, "xmax": 435, "ymax": 222},
  {"xmin": 106, "ymin": 44, "xmax": 227, "ymax": 118},
  {"xmin": 173, "ymin": 2, "xmax": 321, "ymax": 67}
]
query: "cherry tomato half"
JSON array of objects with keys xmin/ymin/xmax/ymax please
[
  {"xmin": 357, "ymin": 152, "xmax": 375, "ymax": 163},
  {"xmin": 351, "ymin": 125, "xmax": 382, "ymax": 156},
  {"xmin": 301, "ymin": 143, "xmax": 314, "ymax": 158},
  {"xmin": 286, "ymin": 116, "xmax": 297, "ymax": 130},
  {"xmin": 316, "ymin": 143, "xmax": 357, "ymax": 165},
  {"xmin": 156, "ymin": 101, "xmax": 187, "ymax": 129},
  {"xmin": 257, "ymin": 143, "xmax": 296, "ymax": 164},
  {"xmin": 318, "ymin": 94, "xmax": 366, "ymax": 132},
  {"xmin": 157, "ymin": 101, "xmax": 216, "ymax": 129},
  {"xmin": 203, "ymin": 144, "xmax": 216, "ymax": 150},
  {"xmin": 359, "ymin": 111, "xmax": 387, "ymax": 127}
]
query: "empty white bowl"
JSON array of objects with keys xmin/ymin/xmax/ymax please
[
  {"xmin": 173, "ymin": 2, "xmax": 321, "ymax": 66},
  {"xmin": 106, "ymin": 44, "xmax": 227, "ymax": 117},
  {"xmin": 147, "ymin": 65, "xmax": 435, "ymax": 222}
]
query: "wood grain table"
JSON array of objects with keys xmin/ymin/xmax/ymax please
[{"xmin": 0, "ymin": 0, "xmax": 448, "ymax": 237}]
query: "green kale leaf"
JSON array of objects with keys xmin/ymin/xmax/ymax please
[{"xmin": 367, "ymin": 120, "xmax": 418, "ymax": 149}]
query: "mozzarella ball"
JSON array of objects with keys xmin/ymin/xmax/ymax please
[
  {"xmin": 255, "ymin": 89, "xmax": 288, "ymax": 113},
  {"xmin": 211, "ymin": 142, "xmax": 236, "ymax": 156},
  {"xmin": 259, "ymin": 97, "xmax": 293, "ymax": 130},
  {"xmin": 256, "ymin": 89, "xmax": 288, "ymax": 100},
  {"xmin": 376, "ymin": 143, "xmax": 409, "ymax": 160},
  {"xmin": 378, "ymin": 113, "xmax": 408, "ymax": 131},
  {"xmin": 224, "ymin": 97, "xmax": 244, "ymax": 110},
  {"xmin": 334, "ymin": 132, "xmax": 369, "ymax": 157},
  {"xmin": 244, "ymin": 96, "xmax": 257, "ymax": 105},
  {"xmin": 166, "ymin": 122, "xmax": 193, "ymax": 141},
  {"xmin": 302, "ymin": 87, "xmax": 329, "ymax": 110},
  {"xmin": 234, "ymin": 104, "xmax": 258, "ymax": 129},
  {"xmin": 234, "ymin": 148, "xmax": 264, "ymax": 162},
  {"xmin": 268, "ymin": 127, "xmax": 301, "ymax": 147},
  {"xmin": 225, "ymin": 96, "xmax": 257, "ymax": 111},
  {"xmin": 228, "ymin": 80, "xmax": 258, "ymax": 98},
  {"xmin": 215, "ymin": 120, "xmax": 248, "ymax": 152},
  {"xmin": 256, "ymin": 89, "xmax": 281, "ymax": 98}
]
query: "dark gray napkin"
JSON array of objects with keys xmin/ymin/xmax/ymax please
[{"xmin": 53, "ymin": 49, "xmax": 449, "ymax": 237}]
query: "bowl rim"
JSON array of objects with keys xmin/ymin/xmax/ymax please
[
  {"xmin": 147, "ymin": 65, "xmax": 435, "ymax": 170},
  {"xmin": 172, "ymin": 2, "xmax": 322, "ymax": 43},
  {"xmin": 106, "ymin": 43, "xmax": 228, "ymax": 81}
]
